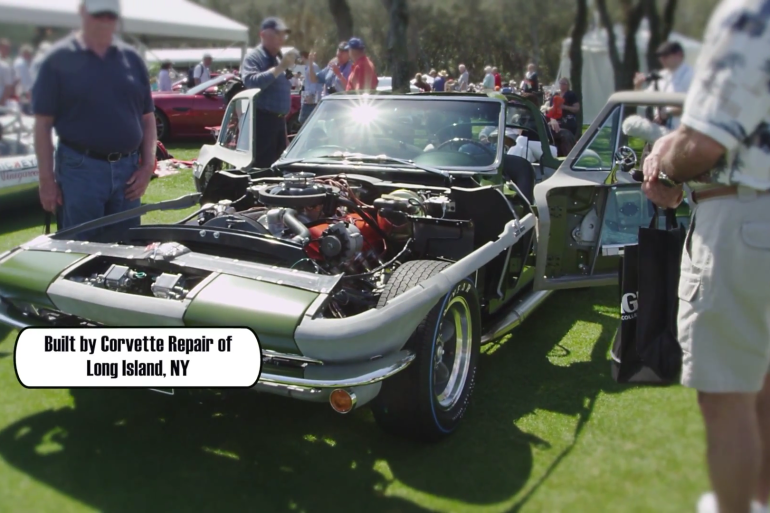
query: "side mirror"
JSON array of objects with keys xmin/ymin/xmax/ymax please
[{"xmin": 614, "ymin": 146, "xmax": 638, "ymax": 172}]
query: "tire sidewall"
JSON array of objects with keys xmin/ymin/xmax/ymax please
[
  {"xmin": 422, "ymin": 277, "xmax": 481, "ymax": 435},
  {"xmin": 155, "ymin": 111, "xmax": 168, "ymax": 140}
]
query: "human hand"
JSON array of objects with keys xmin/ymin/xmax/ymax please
[
  {"xmin": 331, "ymin": 62, "xmax": 340, "ymax": 75},
  {"xmin": 39, "ymin": 177, "xmax": 62, "ymax": 213},
  {"xmin": 642, "ymin": 131, "xmax": 677, "ymax": 183},
  {"xmin": 279, "ymin": 51, "xmax": 297, "ymax": 69},
  {"xmin": 633, "ymin": 72, "xmax": 646, "ymax": 89},
  {"xmin": 642, "ymin": 180, "xmax": 684, "ymax": 209},
  {"xmin": 308, "ymin": 51, "xmax": 316, "ymax": 64},
  {"xmin": 125, "ymin": 162, "xmax": 155, "ymax": 201}
]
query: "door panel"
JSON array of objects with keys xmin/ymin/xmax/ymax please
[{"xmin": 533, "ymin": 94, "xmax": 690, "ymax": 291}]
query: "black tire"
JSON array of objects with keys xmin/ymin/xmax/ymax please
[
  {"xmin": 371, "ymin": 260, "xmax": 481, "ymax": 442},
  {"xmin": 155, "ymin": 110, "xmax": 170, "ymax": 141}
]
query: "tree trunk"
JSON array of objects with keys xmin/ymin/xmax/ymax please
[
  {"xmin": 645, "ymin": 0, "xmax": 662, "ymax": 72},
  {"xmin": 383, "ymin": 0, "xmax": 410, "ymax": 92},
  {"xmin": 569, "ymin": 0, "xmax": 589, "ymax": 136},
  {"xmin": 596, "ymin": 0, "xmax": 646, "ymax": 91},
  {"xmin": 620, "ymin": 0, "xmax": 645, "ymax": 90},
  {"xmin": 661, "ymin": 0, "xmax": 679, "ymax": 41},
  {"xmin": 328, "ymin": 0, "xmax": 354, "ymax": 42}
]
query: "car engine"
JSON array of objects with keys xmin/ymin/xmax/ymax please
[{"xmin": 193, "ymin": 172, "xmax": 455, "ymax": 276}]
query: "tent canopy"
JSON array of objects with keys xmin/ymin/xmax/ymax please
[
  {"xmin": 557, "ymin": 18, "xmax": 702, "ymax": 123},
  {"xmin": 0, "ymin": 0, "xmax": 249, "ymax": 44}
]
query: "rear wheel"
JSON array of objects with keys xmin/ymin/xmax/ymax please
[
  {"xmin": 371, "ymin": 260, "xmax": 481, "ymax": 442},
  {"xmin": 155, "ymin": 110, "xmax": 170, "ymax": 141}
]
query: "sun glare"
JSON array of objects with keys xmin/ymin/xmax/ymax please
[{"xmin": 350, "ymin": 100, "xmax": 379, "ymax": 125}]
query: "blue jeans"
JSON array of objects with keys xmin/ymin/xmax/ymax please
[
  {"xmin": 298, "ymin": 103, "xmax": 317, "ymax": 124},
  {"xmin": 54, "ymin": 143, "xmax": 141, "ymax": 241}
]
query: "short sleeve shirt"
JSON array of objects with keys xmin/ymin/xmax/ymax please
[
  {"xmin": 31, "ymin": 35, "xmax": 154, "ymax": 154},
  {"xmin": 346, "ymin": 56, "xmax": 378, "ymax": 91},
  {"xmin": 680, "ymin": 0, "xmax": 770, "ymax": 192}
]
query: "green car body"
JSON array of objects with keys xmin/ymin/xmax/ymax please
[{"xmin": 0, "ymin": 89, "xmax": 690, "ymax": 440}]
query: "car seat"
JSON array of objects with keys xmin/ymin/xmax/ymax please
[{"xmin": 502, "ymin": 154, "xmax": 535, "ymax": 204}]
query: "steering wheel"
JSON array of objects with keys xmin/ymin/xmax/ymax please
[{"xmin": 434, "ymin": 138, "xmax": 495, "ymax": 155}]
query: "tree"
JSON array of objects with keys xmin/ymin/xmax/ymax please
[
  {"xmin": 644, "ymin": 0, "xmax": 678, "ymax": 71},
  {"xmin": 381, "ymin": 0, "xmax": 410, "ymax": 92},
  {"xmin": 328, "ymin": 0, "xmax": 354, "ymax": 42},
  {"xmin": 569, "ymin": 0, "xmax": 589, "ymax": 135},
  {"xmin": 595, "ymin": 0, "xmax": 646, "ymax": 91}
]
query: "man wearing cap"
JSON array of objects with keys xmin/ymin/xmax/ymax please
[
  {"xmin": 634, "ymin": 41, "xmax": 694, "ymax": 129},
  {"xmin": 307, "ymin": 42, "xmax": 352, "ymax": 96},
  {"xmin": 345, "ymin": 37, "xmax": 378, "ymax": 91},
  {"xmin": 31, "ymin": 0, "xmax": 156, "ymax": 241},
  {"xmin": 240, "ymin": 17, "xmax": 297, "ymax": 168},
  {"xmin": 193, "ymin": 53, "xmax": 213, "ymax": 86}
]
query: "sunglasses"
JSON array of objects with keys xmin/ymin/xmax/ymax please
[{"xmin": 91, "ymin": 11, "xmax": 118, "ymax": 21}]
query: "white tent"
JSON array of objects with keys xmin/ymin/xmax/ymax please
[
  {"xmin": 0, "ymin": 0, "xmax": 249, "ymax": 44},
  {"xmin": 556, "ymin": 18, "xmax": 702, "ymax": 123}
]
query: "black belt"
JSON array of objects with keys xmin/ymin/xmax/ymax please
[
  {"xmin": 60, "ymin": 140, "xmax": 139, "ymax": 162},
  {"xmin": 256, "ymin": 108, "xmax": 288, "ymax": 118}
]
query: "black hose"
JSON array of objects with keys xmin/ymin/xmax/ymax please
[{"xmin": 283, "ymin": 209, "xmax": 311, "ymax": 241}]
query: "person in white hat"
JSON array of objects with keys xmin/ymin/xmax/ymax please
[{"xmin": 32, "ymin": 0, "xmax": 157, "ymax": 240}]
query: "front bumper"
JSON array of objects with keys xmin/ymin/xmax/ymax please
[{"xmin": 0, "ymin": 298, "xmax": 414, "ymax": 401}]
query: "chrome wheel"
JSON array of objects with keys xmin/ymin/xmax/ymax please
[{"xmin": 434, "ymin": 295, "xmax": 473, "ymax": 410}]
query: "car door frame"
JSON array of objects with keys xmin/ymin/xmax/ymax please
[{"xmin": 532, "ymin": 91, "xmax": 688, "ymax": 291}]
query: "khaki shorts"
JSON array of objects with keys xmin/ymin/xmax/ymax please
[{"xmin": 679, "ymin": 186, "xmax": 770, "ymax": 393}]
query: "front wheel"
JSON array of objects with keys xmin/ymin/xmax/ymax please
[{"xmin": 371, "ymin": 260, "xmax": 481, "ymax": 442}]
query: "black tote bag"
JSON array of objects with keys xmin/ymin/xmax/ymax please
[
  {"xmin": 635, "ymin": 208, "xmax": 687, "ymax": 382},
  {"xmin": 610, "ymin": 243, "xmax": 665, "ymax": 383}
]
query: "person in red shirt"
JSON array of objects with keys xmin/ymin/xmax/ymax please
[
  {"xmin": 492, "ymin": 67, "xmax": 502, "ymax": 89},
  {"xmin": 345, "ymin": 37, "xmax": 378, "ymax": 91}
]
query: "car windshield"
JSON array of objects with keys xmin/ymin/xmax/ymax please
[
  {"xmin": 281, "ymin": 97, "xmax": 504, "ymax": 170},
  {"xmin": 186, "ymin": 75, "xmax": 227, "ymax": 96}
]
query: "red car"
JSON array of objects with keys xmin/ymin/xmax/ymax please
[{"xmin": 153, "ymin": 74, "xmax": 302, "ymax": 141}]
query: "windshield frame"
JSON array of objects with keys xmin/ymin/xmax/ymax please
[
  {"xmin": 277, "ymin": 94, "xmax": 506, "ymax": 175},
  {"xmin": 186, "ymin": 74, "xmax": 230, "ymax": 96}
]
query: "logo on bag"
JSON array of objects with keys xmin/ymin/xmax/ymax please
[{"xmin": 621, "ymin": 292, "xmax": 638, "ymax": 320}]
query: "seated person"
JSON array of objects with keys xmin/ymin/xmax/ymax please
[{"xmin": 546, "ymin": 94, "xmax": 564, "ymax": 122}]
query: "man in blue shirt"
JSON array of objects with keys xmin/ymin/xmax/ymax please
[
  {"xmin": 307, "ymin": 42, "xmax": 352, "ymax": 96},
  {"xmin": 240, "ymin": 16, "xmax": 297, "ymax": 168},
  {"xmin": 32, "ymin": 0, "xmax": 156, "ymax": 241},
  {"xmin": 298, "ymin": 51, "xmax": 323, "ymax": 124}
]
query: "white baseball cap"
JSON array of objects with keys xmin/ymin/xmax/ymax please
[{"xmin": 83, "ymin": 0, "xmax": 121, "ymax": 16}]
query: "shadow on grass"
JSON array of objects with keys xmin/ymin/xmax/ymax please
[
  {"xmin": 0, "ymin": 202, "xmax": 49, "ymax": 238},
  {"xmin": 0, "ymin": 287, "xmax": 630, "ymax": 512}
]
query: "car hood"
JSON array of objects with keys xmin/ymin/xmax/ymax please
[{"xmin": 0, "ymin": 240, "xmax": 335, "ymax": 356}]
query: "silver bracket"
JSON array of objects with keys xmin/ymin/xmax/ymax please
[{"xmin": 149, "ymin": 388, "xmax": 175, "ymax": 396}]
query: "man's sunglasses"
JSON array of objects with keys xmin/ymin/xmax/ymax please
[{"xmin": 91, "ymin": 11, "xmax": 118, "ymax": 21}]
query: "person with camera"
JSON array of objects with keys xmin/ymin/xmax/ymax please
[
  {"xmin": 634, "ymin": 41, "xmax": 694, "ymax": 129},
  {"xmin": 642, "ymin": 1, "xmax": 770, "ymax": 511},
  {"xmin": 306, "ymin": 42, "xmax": 351, "ymax": 97},
  {"xmin": 240, "ymin": 17, "xmax": 297, "ymax": 169}
]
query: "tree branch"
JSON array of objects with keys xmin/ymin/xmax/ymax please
[{"xmin": 595, "ymin": 0, "xmax": 622, "ymax": 74}]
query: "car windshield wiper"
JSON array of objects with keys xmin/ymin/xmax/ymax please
[{"xmin": 274, "ymin": 153, "xmax": 451, "ymax": 181}]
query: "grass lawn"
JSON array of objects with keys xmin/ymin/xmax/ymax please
[{"xmin": 0, "ymin": 143, "xmax": 709, "ymax": 512}]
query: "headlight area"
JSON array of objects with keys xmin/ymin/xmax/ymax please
[{"xmin": 1, "ymin": 297, "xmax": 99, "ymax": 327}]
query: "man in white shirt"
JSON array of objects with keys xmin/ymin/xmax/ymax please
[
  {"xmin": 457, "ymin": 64, "xmax": 469, "ymax": 92},
  {"xmin": 634, "ymin": 41, "xmax": 694, "ymax": 129},
  {"xmin": 0, "ymin": 38, "xmax": 16, "ymax": 108},
  {"xmin": 13, "ymin": 45, "xmax": 33, "ymax": 113},
  {"xmin": 642, "ymin": 1, "xmax": 770, "ymax": 511},
  {"xmin": 193, "ymin": 54, "xmax": 213, "ymax": 85}
]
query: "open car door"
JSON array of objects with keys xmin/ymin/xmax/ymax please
[{"xmin": 532, "ymin": 91, "xmax": 690, "ymax": 291}]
